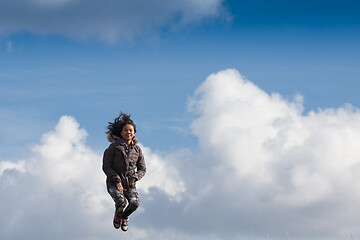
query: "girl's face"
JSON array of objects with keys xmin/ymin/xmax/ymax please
[{"xmin": 121, "ymin": 124, "xmax": 135, "ymax": 142}]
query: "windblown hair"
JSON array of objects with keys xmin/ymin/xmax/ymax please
[{"xmin": 106, "ymin": 112, "xmax": 137, "ymax": 140}]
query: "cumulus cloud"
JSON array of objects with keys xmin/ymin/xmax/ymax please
[
  {"xmin": 2, "ymin": 69, "xmax": 360, "ymax": 240},
  {"xmin": 186, "ymin": 69, "xmax": 360, "ymax": 239},
  {"xmin": 0, "ymin": 0, "xmax": 226, "ymax": 42},
  {"xmin": 0, "ymin": 160, "xmax": 25, "ymax": 176},
  {"xmin": 0, "ymin": 115, "xmax": 185, "ymax": 240},
  {"xmin": 139, "ymin": 146, "xmax": 186, "ymax": 201}
]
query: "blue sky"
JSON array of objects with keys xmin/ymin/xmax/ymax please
[
  {"xmin": 1, "ymin": 0, "xmax": 360, "ymax": 155},
  {"xmin": 1, "ymin": 0, "xmax": 360, "ymax": 239}
]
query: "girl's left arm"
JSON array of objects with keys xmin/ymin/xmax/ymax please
[{"xmin": 133, "ymin": 147, "xmax": 146, "ymax": 182}]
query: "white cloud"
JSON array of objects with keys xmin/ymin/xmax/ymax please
[
  {"xmin": 0, "ymin": 160, "xmax": 25, "ymax": 176},
  {"xmin": 0, "ymin": 115, "xmax": 185, "ymax": 240},
  {"xmin": 187, "ymin": 69, "xmax": 360, "ymax": 239},
  {"xmin": 27, "ymin": 116, "xmax": 107, "ymax": 212},
  {"xmin": 2, "ymin": 69, "xmax": 360, "ymax": 239},
  {"xmin": 0, "ymin": 0, "xmax": 227, "ymax": 42},
  {"xmin": 138, "ymin": 146, "xmax": 186, "ymax": 201}
]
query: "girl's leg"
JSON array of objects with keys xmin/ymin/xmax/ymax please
[
  {"xmin": 107, "ymin": 185, "xmax": 127, "ymax": 215},
  {"xmin": 122, "ymin": 188, "xmax": 140, "ymax": 218}
]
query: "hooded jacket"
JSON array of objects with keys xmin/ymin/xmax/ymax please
[{"xmin": 102, "ymin": 134, "xmax": 146, "ymax": 190}]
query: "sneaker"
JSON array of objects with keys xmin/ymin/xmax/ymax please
[
  {"xmin": 113, "ymin": 212, "xmax": 122, "ymax": 229},
  {"xmin": 121, "ymin": 217, "xmax": 129, "ymax": 232}
]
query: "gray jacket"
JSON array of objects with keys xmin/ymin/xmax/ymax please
[{"xmin": 102, "ymin": 135, "xmax": 146, "ymax": 190}]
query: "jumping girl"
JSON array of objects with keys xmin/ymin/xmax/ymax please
[{"xmin": 102, "ymin": 112, "xmax": 146, "ymax": 231}]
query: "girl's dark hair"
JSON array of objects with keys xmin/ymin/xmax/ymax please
[{"xmin": 106, "ymin": 112, "xmax": 136, "ymax": 138}]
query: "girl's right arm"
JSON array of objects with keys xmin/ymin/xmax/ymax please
[{"xmin": 102, "ymin": 145, "xmax": 121, "ymax": 184}]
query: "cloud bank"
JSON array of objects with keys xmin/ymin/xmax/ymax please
[
  {"xmin": 0, "ymin": 0, "xmax": 226, "ymax": 42},
  {"xmin": 0, "ymin": 115, "xmax": 185, "ymax": 240},
  {"xmin": 186, "ymin": 69, "xmax": 360, "ymax": 239},
  {"xmin": 2, "ymin": 69, "xmax": 360, "ymax": 239}
]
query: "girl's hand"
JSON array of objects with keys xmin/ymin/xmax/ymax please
[
  {"xmin": 116, "ymin": 182, "xmax": 123, "ymax": 193},
  {"xmin": 129, "ymin": 181, "xmax": 136, "ymax": 188}
]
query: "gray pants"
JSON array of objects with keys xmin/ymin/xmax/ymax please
[{"xmin": 107, "ymin": 185, "xmax": 140, "ymax": 218}]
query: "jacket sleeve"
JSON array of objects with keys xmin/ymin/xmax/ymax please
[
  {"xmin": 102, "ymin": 145, "xmax": 121, "ymax": 184},
  {"xmin": 133, "ymin": 146, "xmax": 146, "ymax": 182}
]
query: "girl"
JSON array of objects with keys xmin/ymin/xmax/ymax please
[{"xmin": 102, "ymin": 113, "xmax": 146, "ymax": 231}]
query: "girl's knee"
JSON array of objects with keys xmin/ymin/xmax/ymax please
[
  {"xmin": 127, "ymin": 201, "xmax": 139, "ymax": 213},
  {"xmin": 116, "ymin": 199, "xmax": 127, "ymax": 210},
  {"xmin": 128, "ymin": 194, "xmax": 140, "ymax": 210},
  {"xmin": 130, "ymin": 198, "xmax": 140, "ymax": 208}
]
